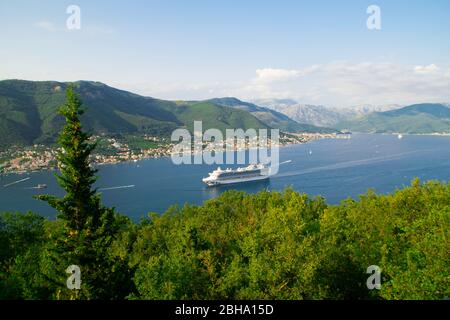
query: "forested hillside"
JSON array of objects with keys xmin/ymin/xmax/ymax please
[
  {"xmin": 0, "ymin": 80, "xmax": 339, "ymax": 148},
  {"xmin": 0, "ymin": 80, "xmax": 270, "ymax": 147},
  {"xmin": 336, "ymin": 103, "xmax": 450, "ymax": 134}
]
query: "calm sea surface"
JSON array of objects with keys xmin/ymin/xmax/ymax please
[{"xmin": 1, "ymin": 134, "xmax": 449, "ymax": 221}]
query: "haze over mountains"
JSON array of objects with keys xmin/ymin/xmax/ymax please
[
  {"xmin": 254, "ymin": 99, "xmax": 403, "ymax": 127},
  {"xmin": 256, "ymin": 98, "xmax": 450, "ymax": 134},
  {"xmin": 259, "ymin": 103, "xmax": 346, "ymax": 128},
  {"xmin": 206, "ymin": 97, "xmax": 336, "ymax": 133}
]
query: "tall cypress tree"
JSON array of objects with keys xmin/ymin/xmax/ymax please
[
  {"xmin": 38, "ymin": 86, "xmax": 103, "ymax": 230},
  {"xmin": 36, "ymin": 86, "xmax": 132, "ymax": 299}
]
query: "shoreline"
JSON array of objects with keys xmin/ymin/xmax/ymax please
[
  {"xmin": 0, "ymin": 145, "xmax": 301, "ymax": 177},
  {"xmin": 3, "ymin": 132, "xmax": 449, "ymax": 176},
  {"xmin": 1, "ymin": 133, "xmax": 334, "ymax": 176},
  {"xmin": 353, "ymin": 132, "xmax": 450, "ymax": 136}
]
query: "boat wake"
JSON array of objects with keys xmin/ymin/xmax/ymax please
[
  {"xmin": 277, "ymin": 160, "xmax": 292, "ymax": 166},
  {"xmin": 3, "ymin": 177, "xmax": 31, "ymax": 187},
  {"xmin": 98, "ymin": 185, "xmax": 135, "ymax": 191},
  {"xmin": 273, "ymin": 148, "xmax": 440, "ymax": 179}
]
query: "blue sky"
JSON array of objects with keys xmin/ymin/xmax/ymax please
[{"xmin": 1, "ymin": 0, "xmax": 449, "ymax": 107}]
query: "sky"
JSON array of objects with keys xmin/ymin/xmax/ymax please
[{"xmin": 0, "ymin": 0, "xmax": 449, "ymax": 107}]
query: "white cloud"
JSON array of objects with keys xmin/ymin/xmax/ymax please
[
  {"xmin": 23, "ymin": 61, "xmax": 450, "ymax": 107},
  {"xmin": 237, "ymin": 62, "xmax": 450, "ymax": 107},
  {"xmin": 35, "ymin": 21, "xmax": 56, "ymax": 32},
  {"xmin": 75, "ymin": 62, "xmax": 450, "ymax": 108},
  {"xmin": 414, "ymin": 64, "xmax": 439, "ymax": 74},
  {"xmin": 254, "ymin": 68, "xmax": 300, "ymax": 83}
]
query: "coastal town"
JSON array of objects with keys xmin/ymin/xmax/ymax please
[
  {"xmin": 0, "ymin": 134, "xmax": 172, "ymax": 174},
  {"xmin": 0, "ymin": 132, "xmax": 341, "ymax": 174}
]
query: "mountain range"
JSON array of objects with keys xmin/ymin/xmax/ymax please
[
  {"xmin": 2, "ymin": 80, "xmax": 448, "ymax": 149},
  {"xmin": 335, "ymin": 103, "xmax": 450, "ymax": 134},
  {"xmin": 260, "ymin": 103, "xmax": 347, "ymax": 128},
  {"xmin": 207, "ymin": 97, "xmax": 336, "ymax": 133},
  {"xmin": 254, "ymin": 99, "xmax": 403, "ymax": 127},
  {"xmin": 254, "ymin": 99, "xmax": 450, "ymax": 134},
  {"xmin": 0, "ymin": 80, "xmax": 331, "ymax": 148}
]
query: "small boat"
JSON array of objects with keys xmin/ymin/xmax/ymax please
[
  {"xmin": 398, "ymin": 134, "xmax": 403, "ymax": 140},
  {"xmin": 36, "ymin": 184, "xmax": 47, "ymax": 189}
]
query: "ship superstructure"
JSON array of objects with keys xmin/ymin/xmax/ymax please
[{"xmin": 202, "ymin": 164, "xmax": 270, "ymax": 186}]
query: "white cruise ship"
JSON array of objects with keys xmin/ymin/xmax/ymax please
[{"xmin": 202, "ymin": 164, "xmax": 270, "ymax": 186}]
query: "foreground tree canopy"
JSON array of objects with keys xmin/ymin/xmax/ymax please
[
  {"xmin": 1, "ymin": 180, "xmax": 448, "ymax": 300},
  {"xmin": 0, "ymin": 87, "xmax": 448, "ymax": 300}
]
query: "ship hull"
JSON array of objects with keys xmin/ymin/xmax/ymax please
[{"xmin": 204, "ymin": 174, "xmax": 270, "ymax": 186}]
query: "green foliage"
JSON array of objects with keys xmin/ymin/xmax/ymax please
[
  {"xmin": 0, "ymin": 180, "xmax": 448, "ymax": 300},
  {"xmin": 128, "ymin": 190, "xmax": 334, "ymax": 299},
  {"xmin": 122, "ymin": 135, "xmax": 162, "ymax": 151},
  {"xmin": 35, "ymin": 87, "xmax": 100, "ymax": 229},
  {"xmin": 336, "ymin": 103, "xmax": 450, "ymax": 134},
  {"xmin": 0, "ymin": 212, "xmax": 49, "ymax": 299},
  {"xmin": 169, "ymin": 101, "xmax": 270, "ymax": 135},
  {"xmin": 129, "ymin": 180, "xmax": 449, "ymax": 300},
  {"xmin": 0, "ymin": 212, "xmax": 44, "ymax": 262},
  {"xmin": 30, "ymin": 87, "xmax": 134, "ymax": 299}
]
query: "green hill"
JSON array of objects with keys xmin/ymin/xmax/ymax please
[
  {"xmin": 335, "ymin": 103, "xmax": 450, "ymax": 134},
  {"xmin": 0, "ymin": 80, "xmax": 270, "ymax": 147},
  {"xmin": 172, "ymin": 101, "xmax": 269, "ymax": 133},
  {"xmin": 208, "ymin": 97, "xmax": 338, "ymax": 133}
]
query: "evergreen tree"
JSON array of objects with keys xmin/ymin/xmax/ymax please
[
  {"xmin": 35, "ymin": 86, "xmax": 133, "ymax": 299},
  {"xmin": 38, "ymin": 85, "xmax": 105, "ymax": 230}
]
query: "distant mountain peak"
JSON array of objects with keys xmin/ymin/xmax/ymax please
[{"xmin": 208, "ymin": 97, "xmax": 337, "ymax": 133}]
